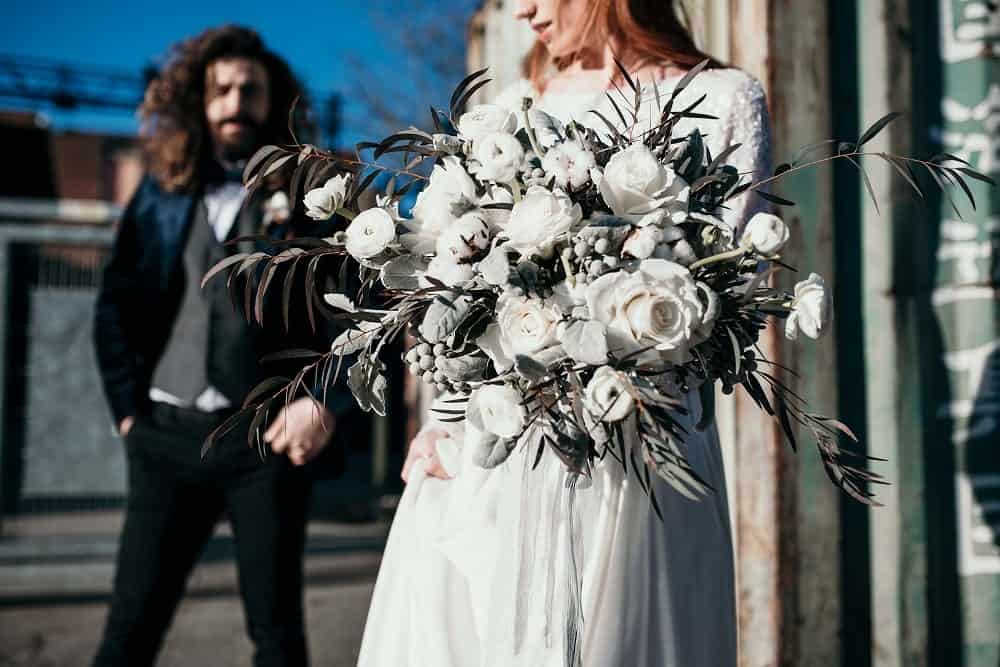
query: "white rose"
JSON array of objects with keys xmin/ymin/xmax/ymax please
[
  {"xmin": 622, "ymin": 225, "xmax": 663, "ymax": 259},
  {"xmin": 497, "ymin": 294, "xmax": 560, "ymax": 356},
  {"xmin": 785, "ymin": 273, "xmax": 833, "ymax": 340},
  {"xmin": 477, "ymin": 294, "xmax": 561, "ymax": 372},
  {"xmin": 458, "ymin": 104, "xmax": 517, "ymax": 143},
  {"xmin": 435, "ymin": 211, "xmax": 491, "ymax": 262},
  {"xmin": 599, "ymin": 144, "xmax": 689, "ymax": 223},
  {"xmin": 345, "ymin": 208, "xmax": 396, "ymax": 259},
  {"xmin": 303, "ymin": 174, "xmax": 351, "ymax": 220},
  {"xmin": 504, "ymin": 186, "xmax": 582, "ymax": 258},
  {"xmin": 743, "ymin": 213, "xmax": 790, "ymax": 255},
  {"xmin": 405, "ymin": 157, "xmax": 478, "ymax": 254},
  {"xmin": 585, "ymin": 366, "xmax": 635, "ymax": 422},
  {"xmin": 586, "ymin": 259, "xmax": 709, "ymax": 366},
  {"xmin": 542, "ymin": 141, "xmax": 596, "ymax": 190},
  {"xmin": 473, "ymin": 132, "xmax": 525, "ymax": 183},
  {"xmin": 466, "ymin": 384, "xmax": 526, "ymax": 439},
  {"xmin": 422, "ymin": 255, "xmax": 475, "ymax": 287}
]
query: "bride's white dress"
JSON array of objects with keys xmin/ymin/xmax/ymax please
[{"xmin": 357, "ymin": 68, "xmax": 772, "ymax": 667}]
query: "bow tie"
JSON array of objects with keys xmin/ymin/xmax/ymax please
[{"xmin": 203, "ymin": 161, "xmax": 246, "ymax": 186}]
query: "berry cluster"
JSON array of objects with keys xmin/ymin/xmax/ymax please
[{"xmin": 404, "ymin": 342, "xmax": 474, "ymax": 394}]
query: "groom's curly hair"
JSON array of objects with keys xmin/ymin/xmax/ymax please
[{"xmin": 140, "ymin": 24, "xmax": 313, "ymax": 193}]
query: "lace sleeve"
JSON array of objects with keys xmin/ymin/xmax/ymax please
[{"xmin": 719, "ymin": 74, "xmax": 773, "ymax": 237}]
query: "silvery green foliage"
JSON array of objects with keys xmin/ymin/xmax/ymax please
[
  {"xmin": 348, "ymin": 358, "xmax": 388, "ymax": 416},
  {"xmin": 381, "ymin": 256, "xmax": 429, "ymax": 290},
  {"xmin": 513, "ymin": 355, "xmax": 548, "ymax": 382},
  {"xmin": 559, "ymin": 321, "xmax": 609, "ymax": 366},
  {"xmin": 436, "ymin": 354, "xmax": 488, "ymax": 382},
  {"xmin": 418, "ymin": 293, "xmax": 473, "ymax": 344},
  {"xmin": 469, "ymin": 430, "xmax": 517, "ymax": 469}
]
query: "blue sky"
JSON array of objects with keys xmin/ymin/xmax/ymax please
[{"xmin": 4, "ymin": 0, "xmax": 479, "ymax": 147}]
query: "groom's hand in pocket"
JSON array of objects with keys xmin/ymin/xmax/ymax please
[
  {"xmin": 402, "ymin": 427, "xmax": 452, "ymax": 482},
  {"xmin": 265, "ymin": 397, "xmax": 335, "ymax": 466}
]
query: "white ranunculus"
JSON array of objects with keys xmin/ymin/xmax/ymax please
[
  {"xmin": 598, "ymin": 144, "xmax": 689, "ymax": 223},
  {"xmin": 585, "ymin": 366, "xmax": 635, "ymax": 422},
  {"xmin": 497, "ymin": 294, "xmax": 560, "ymax": 356},
  {"xmin": 435, "ymin": 211, "xmax": 491, "ymax": 262},
  {"xmin": 743, "ymin": 212, "xmax": 790, "ymax": 256},
  {"xmin": 504, "ymin": 186, "xmax": 582, "ymax": 258},
  {"xmin": 586, "ymin": 259, "xmax": 707, "ymax": 366},
  {"xmin": 304, "ymin": 174, "xmax": 351, "ymax": 220},
  {"xmin": 422, "ymin": 255, "xmax": 475, "ymax": 287},
  {"xmin": 542, "ymin": 141, "xmax": 596, "ymax": 190},
  {"xmin": 467, "ymin": 384, "xmax": 526, "ymax": 439},
  {"xmin": 622, "ymin": 225, "xmax": 663, "ymax": 259},
  {"xmin": 458, "ymin": 104, "xmax": 517, "ymax": 143},
  {"xmin": 404, "ymin": 157, "xmax": 478, "ymax": 254},
  {"xmin": 785, "ymin": 273, "xmax": 833, "ymax": 340},
  {"xmin": 473, "ymin": 132, "xmax": 525, "ymax": 183},
  {"xmin": 345, "ymin": 208, "xmax": 396, "ymax": 259}
]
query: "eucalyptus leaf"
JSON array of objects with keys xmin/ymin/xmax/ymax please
[
  {"xmin": 380, "ymin": 255, "xmax": 429, "ymax": 290},
  {"xmin": 418, "ymin": 293, "xmax": 473, "ymax": 343},
  {"xmin": 331, "ymin": 323, "xmax": 379, "ymax": 355},
  {"xmin": 560, "ymin": 320, "xmax": 609, "ymax": 365},
  {"xmin": 477, "ymin": 244, "xmax": 513, "ymax": 286},
  {"xmin": 436, "ymin": 354, "xmax": 488, "ymax": 382},
  {"xmin": 514, "ymin": 354, "xmax": 549, "ymax": 382},
  {"xmin": 470, "ymin": 431, "xmax": 517, "ymax": 469},
  {"xmin": 347, "ymin": 359, "xmax": 388, "ymax": 416}
]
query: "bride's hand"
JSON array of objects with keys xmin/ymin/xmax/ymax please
[{"xmin": 401, "ymin": 427, "xmax": 453, "ymax": 483}]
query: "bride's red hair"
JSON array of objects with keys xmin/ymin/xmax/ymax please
[{"xmin": 524, "ymin": 0, "xmax": 721, "ymax": 91}]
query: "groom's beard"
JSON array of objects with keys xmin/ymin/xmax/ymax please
[{"xmin": 209, "ymin": 114, "xmax": 266, "ymax": 164}]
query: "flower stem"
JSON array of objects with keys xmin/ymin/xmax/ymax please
[{"xmin": 688, "ymin": 247, "xmax": 749, "ymax": 272}]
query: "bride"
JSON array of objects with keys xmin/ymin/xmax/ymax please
[{"xmin": 358, "ymin": 1, "xmax": 771, "ymax": 665}]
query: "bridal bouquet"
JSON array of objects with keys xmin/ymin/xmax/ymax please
[{"xmin": 210, "ymin": 64, "xmax": 992, "ymax": 507}]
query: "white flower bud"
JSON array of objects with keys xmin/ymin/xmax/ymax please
[
  {"xmin": 303, "ymin": 174, "xmax": 351, "ymax": 220},
  {"xmin": 743, "ymin": 212, "xmax": 790, "ymax": 256}
]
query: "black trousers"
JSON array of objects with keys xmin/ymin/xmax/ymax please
[{"xmin": 93, "ymin": 403, "xmax": 310, "ymax": 667}]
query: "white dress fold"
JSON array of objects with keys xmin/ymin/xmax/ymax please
[{"xmin": 357, "ymin": 68, "xmax": 772, "ymax": 667}]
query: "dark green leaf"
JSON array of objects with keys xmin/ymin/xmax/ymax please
[
  {"xmin": 242, "ymin": 376, "xmax": 292, "ymax": 409},
  {"xmin": 957, "ymin": 167, "xmax": 996, "ymax": 186},
  {"xmin": 754, "ymin": 190, "xmax": 796, "ymax": 207},
  {"xmin": 259, "ymin": 349, "xmax": 322, "ymax": 363},
  {"xmin": 857, "ymin": 111, "xmax": 902, "ymax": 147},
  {"xmin": 201, "ymin": 253, "xmax": 249, "ymax": 288}
]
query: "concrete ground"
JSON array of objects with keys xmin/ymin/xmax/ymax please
[{"xmin": 0, "ymin": 510, "xmax": 389, "ymax": 667}]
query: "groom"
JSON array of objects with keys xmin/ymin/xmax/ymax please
[{"xmin": 93, "ymin": 25, "xmax": 352, "ymax": 666}]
